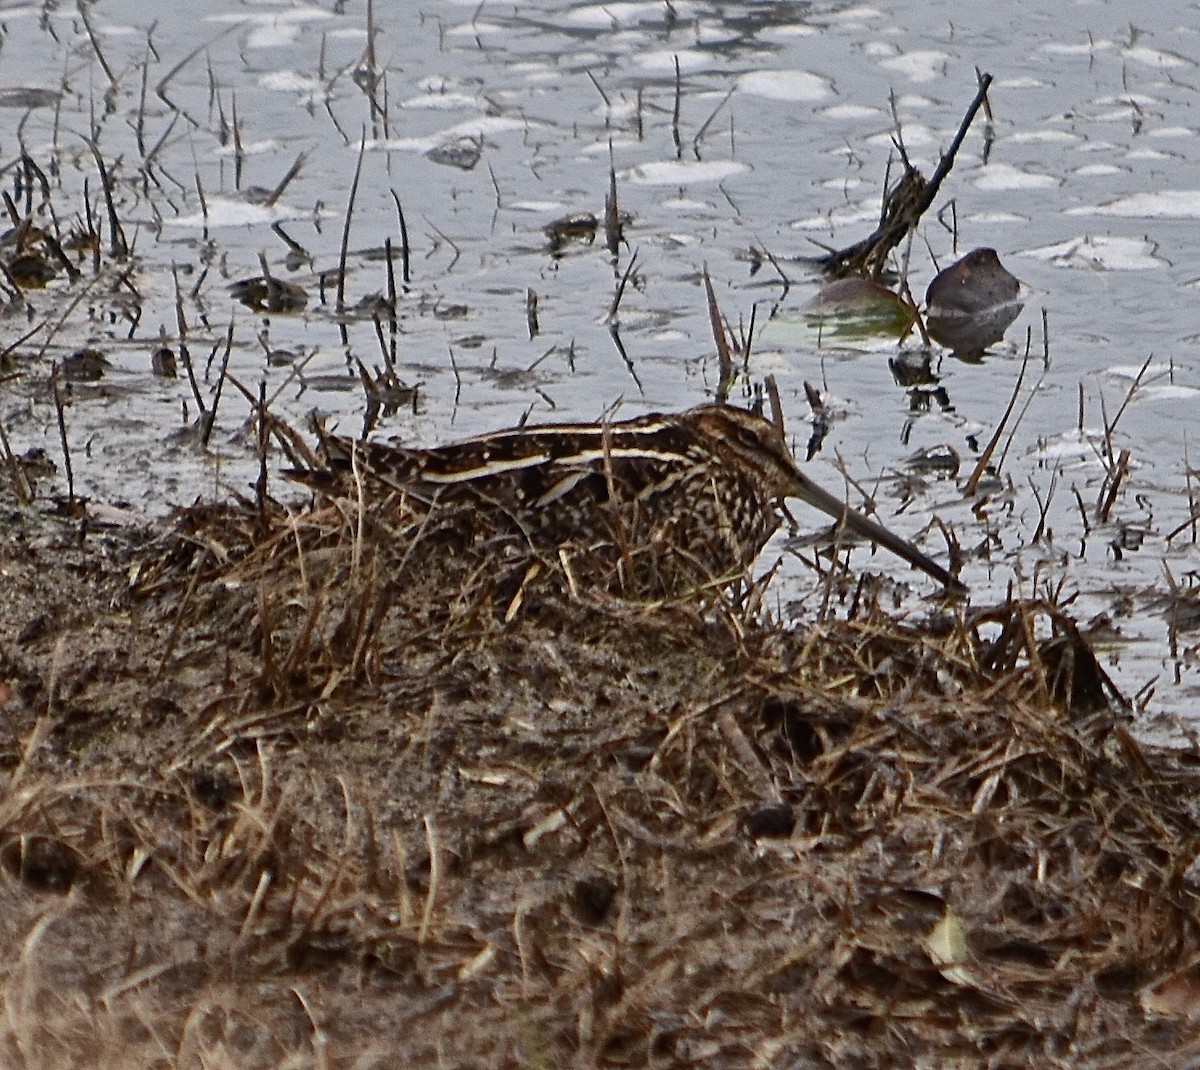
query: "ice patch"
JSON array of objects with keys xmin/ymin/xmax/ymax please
[
  {"xmin": 1019, "ymin": 235, "xmax": 1164, "ymax": 271},
  {"xmin": 996, "ymin": 76, "xmax": 1050, "ymax": 89},
  {"xmin": 1040, "ymin": 40, "xmax": 1115, "ymax": 55},
  {"xmin": 974, "ymin": 164, "xmax": 1058, "ymax": 191},
  {"xmin": 966, "ymin": 212, "xmax": 1028, "ymax": 224},
  {"xmin": 400, "ymin": 93, "xmax": 480, "ymax": 112},
  {"xmin": 214, "ymin": 139, "xmax": 281, "ymax": 158},
  {"xmin": 820, "ymin": 104, "xmax": 879, "ymax": 120},
  {"xmin": 1123, "ymin": 45, "xmax": 1196, "ymax": 68},
  {"xmin": 622, "ymin": 160, "xmax": 749, "ymax": 185},
  {"xmin": 878, "ymin": 50, "xmax": 951, "ymax": 83},
  {"xmin": 258, "ymin": 71, "xmax": 321, "ymax": 94},
  {"xmin": 166, "ymin": 198, "xmax": 304, "ymax": 230},
  {"xmin": 819, "ymin": 5, "xmax": 884, "ymax": 24},
  {"xmin": 1008, "ymin": 130, "xmax": 1080, "ymax": 144},
  {"xmin": 1140, "ymin": 384, "xmax": 1200, "ymax": 402},
  {"xmin": 1028, "ymin": 430, "xmax": 1106, "ymax": 462},
  {"xmin": 557, "ymin": 2, "xmax": 701, "ymax": 29},
  {"xmin": 508, "ymin": 201, "xmax": 563, "ymax": 213},
  {"xmin": 633, "ymin": 49, "xmax": 717, "ymax": 73},
  {"xmin": 866, "ymin": 124, "xmax": 937, "ymax": 148},
  {"xmin": 206, "ymin": 6, "xmax": 333, "ymax": 43},
  {"xmin": 443, "ymin": 22, "xmax": 506, "ymax": 37},
  {"xmin": 1068, "ymin": 191, "xmax": 1200, "ymax": 218},
  {"xmin": 376, "ymin": 116, "xmax": 530, "ymax": 154},
  {"xmin": 791, "ymin": 205, "xmax": 877, "ymax": 230},
  {"xmin": 738, "ymin": 70, "xmax": 833, "ymax": 102}
]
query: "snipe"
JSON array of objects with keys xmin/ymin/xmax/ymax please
[{"xmin": 301, "ymin": 404, "xmax": 965, "ymax": 597}]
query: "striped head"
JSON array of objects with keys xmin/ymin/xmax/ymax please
[{"xmin": 682, "ymin": 404, "xmax": 803, "ymax": 501}]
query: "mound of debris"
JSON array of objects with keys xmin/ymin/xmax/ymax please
[{"xmin": 0, "ymin": 496, "xmax": 1198, "ymax": 1068}]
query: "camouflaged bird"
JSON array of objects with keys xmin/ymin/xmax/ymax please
[{"xmin": 299, "ymin": 404, "xmax": 965, "ymax": 597}]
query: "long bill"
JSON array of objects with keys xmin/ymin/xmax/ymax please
[{"xmin": 789, "ymin": 470, "xmax": 967, "ymax": 593}]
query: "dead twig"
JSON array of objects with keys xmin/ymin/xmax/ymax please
[{"xmin": 818, "ymin": 73, "xmax": 993, "ymax": 278}]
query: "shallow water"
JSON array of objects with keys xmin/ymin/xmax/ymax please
[{"xmin": 2, "ymin": 0, "xmax": 1200, "ymax": 722}]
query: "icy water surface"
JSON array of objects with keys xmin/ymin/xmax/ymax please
[{"xmin": 3, "ymin": 0, "xmax": 1200, "ymax": 722}]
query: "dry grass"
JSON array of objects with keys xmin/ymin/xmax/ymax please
[{"xmin": 0, "ymin": 492, "xmax": 1198, "ymax": 1068}]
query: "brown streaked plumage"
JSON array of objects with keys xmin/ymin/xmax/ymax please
[{"xmin": 300, "ymin": 404, "xmax": 966, "ymax": 596}]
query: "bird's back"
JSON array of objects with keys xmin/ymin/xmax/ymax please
[{"xmin": 307, "ymin": 406, "xmax": 784, "ymax": 594}]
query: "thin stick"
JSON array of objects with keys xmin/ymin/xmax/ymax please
[
  {"xmin": 78, "ymin": 2, "xmax": 119, "ymax": 91},
  {"xmin": 820, "ymin": 74, "xmax": 993, "ymax": 277},
  {"xmin": 0, "ymin": 318, "xmax": 48, "ymax": 364},
  {"xmin": 585, "ymin": 69, "xmax": 610, "ymax": 109},
  {"xmin": 1071, "ymin": 485, "xmax": 1092, "ymax": 538},
  {"xmin": 419, "ymin": 814, "xmax": 442, "ymax": 944},
  {"xmin": 87, "ymin": 140, "xmax": 128, "ymax": 258},
  {"xmin": 744, "ymin": 301, "xmax": 758, "ymax": 368},
  {"xmin": 222, "ymin": 372, "xmax": 318, "ymax": 468},
  {"xmin": 526, "ymin": 288, "xmax": 539, "ymax": 339},
  {"xmin": 0, "ymin": 191, "xmax": 20, "ymax": 229},
  {"xmin": 424, "ymin": 218, "xmax": 460, "ymax": 270},
  {"xmin": 604, "ymin": 160, "xmax": 622, "ymax": 259},
  {"xmin": 172, "ymin": 263, "xmax": 206, "ymax": 418},
  {"xmin": 201, "ymin": 318, "xmax": 235, "ymax": 449},
  {"xmin": 692, "ymin": 86, "xmax": 735, "ymax": 158},
  {"xmin": 1041, "ymin": 307, "xmax": 1051, "ymax": 371},
  {"xmin": 1164, "ymin": 507, "xmax": 1200, "ymax": 544},
  {"xmin": 752, "ymin": 235, "xmax": 791, "ymax": 302},
  {"xmin": 607, "ymin": 248, "xmax": 639, "ymax": 320},
  {"xmin": 487, "ymin": 161, "xmax": 502, "ymax": 209},
  {"xmin": 143, "ymin": 111, "xmax": 180, "ymax": 168},
  {"xmin": 1185, "ymin": 433, "xmax": 1196, "ymax": 544},
  {"xmin": 964, "ymin": 341, "xmax": 1030, "ymax": 495},
  {"xmin": 231, "ymin": 91, "xmax": 245, "ymax": 189},
  {"xmin": 703, "ymin": 265, "xmax": 733, "ymax": 397},
  {"xmin": 136, "ymin": 43, "xmax": 151, "ymax": 156},
  {"xmin": 255, "ymin": 380, "xmax": 269, "ymax": 530},
  {"xmin": 1029, "ymin": 471, "xmax": 1057, "ymax": 544},
  {"xmin": 1103, "ymin": 351, "xmax": 1153, "ymax": 445},
  {"xmin": 338, "ymin": 132, "xmax": 368, "ymax": 313},
  {"xmin": 764, "ymin": 375, "xmax": 785, "ymax": 437},
  {"xmin": 1097, "ymin": 448, "xmax": 1130, "ymax": 524},
  {"xmin": 671, "ymin": 55, "xmax": 683, "ymax": 159},
  {"xmin": 50, "ymin": 365, "xmax": 74, "ymax": 512},
  {"xmin": 155, "ymin": 24, "xmax": 239, "ymax": 116},
  {"xmin": 997, "ymin": 330, "xmax": 1049, "ymax": 475},
  {"xmin": 914, "ymin": 73, "xmax": 992, "ymax": 220},
  {"xmin": 0, "ymin": 419, "xmax": 32, "ymax": 503},
  {"xmin": 264, "ymin": 150, "xmax": 307, "ymax": 208},
  {"xmin": 389, "ymin": 190, "xmax": 411, "ymax": 284},
  {"xmin": 384, "ymin": 238, "xmax": 398, "ymax": 360},
  {"xmin": 607, "ymin": 324, "xmax": 643, "ymax": 394}
]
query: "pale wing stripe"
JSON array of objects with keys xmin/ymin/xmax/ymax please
[
  {"xmin": 533, "ymin": 470, "xmax": 592, "ymax": 507},
  {"xmin": 419, "ymin": 447, "xmax": 685, "ymax": 484},
  {"xmin": 420, "ymin": 453, "xmax": 552, "ymax": 482},
  {"xmin": 446, "ymin": 418, "xmax": 676, "ymax": 448},
  {"xmin": 560, "ymin": 447, "xmax": 686, "ymax": 465}
]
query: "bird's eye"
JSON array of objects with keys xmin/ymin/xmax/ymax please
[{"xmin": 738, "ymin": 427, "xmax": 761, "ymax": 448}]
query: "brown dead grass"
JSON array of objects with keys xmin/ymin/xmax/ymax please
[{"xmin": 1, "ymin": 492, "xmax": 1200, "ymax": 1068}]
